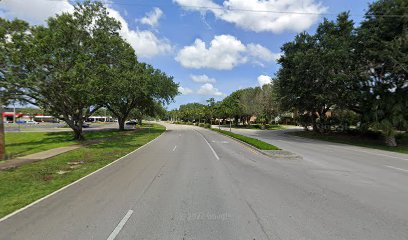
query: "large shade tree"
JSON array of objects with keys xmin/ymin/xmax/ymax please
[
  {"xmin": 104, "ymin": 61, "xmax": 178, "ymax": 131},
  {"xmin": 0, "ymin": 18, "xmax": 33, "ymax": 158},
  {"xmin": 354, "ymin": 0, "xmax": 408, "ymax": 146},
  {"xmin": 276, "ymin": 13, "xmax": 357, "ymax": 132},
  {"xmin": 1, "ymin": 1, "xmax": 124, "ymax": 140}
]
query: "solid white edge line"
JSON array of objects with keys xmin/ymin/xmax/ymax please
[
  {"xmin": 0, "ymin": 127, "xmax": 166, "ymax": 223},
  {"xmin": 172, "ymin": 145, "xmax": 177, "ymax": 151},
  {"xmin": 107, "ymin": 210, "xmax": 134, "ymax": 240},
  {"xmin": 195, "ymin": 130, "xmax": 220, "ymax": 160},
  {"xmin": 386, "ymin": 165, "xmax": 408, "ymax": 172}
]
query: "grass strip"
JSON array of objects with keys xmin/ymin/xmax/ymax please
[
  {"xmin": 288, "ymin": 131, "xmax": 408, "ymax": 154},
  {"xmin": 211, "ymin": 128, "xmax": 280, "ymax": 150},
  {"xmin": 0, "ymin": 124, "xmax": 165, "ymax": 218}
]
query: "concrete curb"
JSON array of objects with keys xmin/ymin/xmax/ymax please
[{"xmin": 210, "ymin": 128, "xmax": 302, "ymax": 160}]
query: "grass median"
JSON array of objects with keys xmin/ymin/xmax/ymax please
[
  {"xmin": 0, "ymin": 124, "xmax": 165, "ymax": 218},
  {"xmin": 211, "ymin": 128, "xmax": 280, "ymax": 150},
  {"xmin": 289, "ymin": 131, "xmax": 408, "ymax": 154}
]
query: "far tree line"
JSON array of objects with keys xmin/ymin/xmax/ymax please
[
  {"xmin": 167, "ymin": 0, "xmax": 407, "ymax": 147},
  {"xmin": 0, "ymin": 1, "xmax": 179, "ymax": 159}
]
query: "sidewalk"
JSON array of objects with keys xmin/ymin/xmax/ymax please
[
  {"xmin": 0, "ymin": 137, "xmax": 108, "ymax": 171},
  {"xmin": 0, "ymin": 146, "xmax": 82, "ymax": 170}
]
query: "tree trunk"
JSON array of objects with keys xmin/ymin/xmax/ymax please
[
  {"xmin": 0, "ymin": 108, "xmax": 5, "ymax": 160},
  {"xmin": 72, "ymin": 127, "xmax": 84, "ymax": 141},
  {"xmin": 385, "ymin": 135, "xmax": 397, "ymax": 147},
  {"xmin": 118, "ymin": 117, "xmax": 126, "ymax": 131},
  {"xmin": 312, "ymin": 122, "xmax": 319, "ymax": 132},
  {"xmin": 312, "ymin": 113, "xmax": 320, "ymax": 133},
  {"xmin": 64, "ymin": 119, "xmax": 85, "ymax": 141}
]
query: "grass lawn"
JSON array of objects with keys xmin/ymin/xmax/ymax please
[
  {"xmin": 289, "ymin": 131, "xmax": 408, "ymax": 154},
  {"xmin": 5, "ymin": 130, "xmax": 137, "ymax": 159},
  {"xmin": 212, "ymin": 128, "xmax": 280, "ymax": 150},
  {"xmin": 0, "ymin": 124, "xmax": 165, "ymax": 218}
]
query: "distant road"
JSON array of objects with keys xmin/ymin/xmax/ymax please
[{"xmin": 1, "ymin": 123, "xmax": 407, "ymax": 239}]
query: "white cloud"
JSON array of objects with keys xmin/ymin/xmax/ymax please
[
  {"xmin": 178, "ymin": 86, "xmax": 194, "ymax": 95},
  {"xmin": 176, "ymin": 35, "xmax": 247, "ymax": 70},
  {"xmin": 107, "ymin": 7, "xmax": 172, "ymax": 58},
  {"xmin": 190, "ymin": 74, "xmax": 216, "ymax": 83},
  {"xmin": 257, "ymin": 75, "xmax": 272, "ymax": 86},
  {"xmin": 0, "ymin": 0, "xmax": 74, "ymax": 25},
  {"xmin": 0, "ymin": 0, "xmax": 171, "ymax": 58},
  {"xmin": 176, "ymin": 34, "xmax": 278, "ymax": 70},
  {"xmin": 247, "ymin": 43, "xmax": 281, "ymax": 62},
  {"xmin": 174, "ymin": 0, "xmax": 327, "ymax": 33},
  {"xmin": 197, "ymin": 83, "xmax": 223, "ymax": 96},
  {"xmin": 139, "ymin": 7, "xmax": 163, "ymax": 27}
]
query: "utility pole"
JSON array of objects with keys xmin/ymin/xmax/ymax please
[{"xmin": 0, "ymin": 103, "xmax": 5, "ymax": 160}]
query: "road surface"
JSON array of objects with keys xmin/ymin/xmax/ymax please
[{"xmin": 0, "ymin": 123, "xmax": 407, "ymax": 239}]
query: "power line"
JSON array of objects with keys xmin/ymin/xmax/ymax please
[{"xmin": 45, "ymin": 0, "xmax": 408, "ymax": 18}]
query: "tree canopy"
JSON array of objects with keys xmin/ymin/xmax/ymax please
[{"xmin": 0, "ymin": 1, "xmax": 178, "ymax": 141}]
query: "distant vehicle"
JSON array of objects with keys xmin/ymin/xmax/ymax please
[
  {"xmin": 82, "ymin": 123, "xmax": 90, "ymax": 128},
  {"xmin": 5, "ymin": 120, "xmax": 14, "ymax": 124},
  {"xmin": 126, "ymin": 120, "xmax": 137, "ymax": 125},
  {"xmin": 16, "ymin": 120, "xmax": 26, "ymax": 124},
  {"xmin": 26, "ymin": 120, "xmax": 39, "ymax": 124}
]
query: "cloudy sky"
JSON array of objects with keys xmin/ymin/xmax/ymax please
[{"xmin": 0, "ymin": 0, "xmax": 372, "ymax": 109}]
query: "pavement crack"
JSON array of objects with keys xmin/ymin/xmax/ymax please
[
  {"xmin": 133, "ymin": 157, "xmax": 170, "ymax": 207},
  {"xmin": 244, "ymin": 200, "xmax": 277, "ymax": 240}
]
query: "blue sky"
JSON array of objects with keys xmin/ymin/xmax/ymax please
[{"xmin": 0, "ymin": 0, "xmax": 373, "ymax": 109}]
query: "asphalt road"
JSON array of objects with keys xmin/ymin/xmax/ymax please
[{"xmin": 1, "ymin": 123, "xmax": 408, "ymax": 239}]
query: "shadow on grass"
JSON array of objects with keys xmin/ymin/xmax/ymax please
[{"xmin": 6, "ymin": 132, "xmax": 75, "ymax": 147}]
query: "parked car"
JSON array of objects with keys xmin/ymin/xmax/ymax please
[
  {"xmin": 82, "ymin": 123, "xmax": 90, "ymax": 128},
  {"xmin": 26, "ymin": 120, "xmax": 39, "ymax": 124},
  {"xmin": 125, "ymin": 120, "xmax": 137, "ymax": 125}
]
